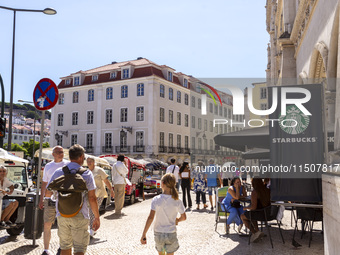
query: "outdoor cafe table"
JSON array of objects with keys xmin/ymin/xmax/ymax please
[{"xmin": 271, "ymin": 202, "xmax": 323, "ymax": 247}]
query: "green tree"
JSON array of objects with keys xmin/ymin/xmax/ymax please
[
  {"xmin": 22, "ymin": 140, "xmax": 50, "ymax": 159},
  {"xmin": 26, "ymin": 110, "xmax": 40, "ymax": 120},
  {"xmin": 3, "ymin": 143, "xmax": 28, "ymax": 156}
]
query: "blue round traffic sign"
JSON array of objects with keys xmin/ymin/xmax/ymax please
[{"xmin": 33, "ymin": 78, "xmax": 59, "ymax": 111}]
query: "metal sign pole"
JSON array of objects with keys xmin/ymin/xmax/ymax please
[{"xmin": 32, "ymin": 110, "xmax": 45, "ymax": 246}]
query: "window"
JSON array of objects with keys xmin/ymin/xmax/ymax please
[
  {"xmin": 71, "ymin": 134, "xmax": 77, "ymax": 146},
  {"xmin": 88, "ymin": 89, "xmax": 94, "ymax": 101},
  {"xmin": 260, "ymin": 87, "xmax": 267, "ymax": 99},
  {"xmin": 177, "ymin": 135, "xmax": 181, "ymax": 148},
  {"xmin": 121, "ymin": 85, "xmax": 128, "ymax": 98},
  {"xmin": 87, "ymin": 111, "xmax": 94, "ymax": 124},
  {"xmin": 86, "ymin": 134, "xmax": 93, "ymax": 148},
  {"xmin": 120, "ymin": 108, "xmax": 128, "ymax": 122},
  {"xmin": 192, "ymin": 96, "xmax": 195, "ymax": 107},
  {"xmin": 57, "ymin": 134, "xmax": 63, "ymax": 146},
  {"xmin": 169, "ymin": 133, "xmax": 173, "ymax": 147},
  {"xmin": 58, "ymin": 93, "xmax": 64, "ymax": 105},
  {"xmin": 160, "ymin": 108, "xmax": 165, "ymax": 122},
  {"xmin": 106, "ymin": 87, "xmax": 113, "ymax": 100},
  {"xmin": 169, "ymin": 110, "xmax": 173, "ymax": 124},
  {"xmin": 92, "ymin": 75, "xmax": 98, "ymax": 82},
  {"xmin": 210, "ymin": 140, "xmax": 213, "ymax": 150},
  {"xmin": 123, "ymin": 69, "xmax": 129, "ymax": 79},
  {"xmin": 105, "ymin": 133, "xmax": 112, "ymax": 148},
  {"xmin": 204, "ymin": 120, "xmax": 207, "ymax": 131},
  {"xmin": 198, "ymin": 98, "xmax": 201, "ymax": 109},
  {"xmin": 65, "ymin": 79, "xmax": 70, "ymax": 85},
  {"xmin": 209, "ymin": 103, "xmax": 213, "ymax": 113},
  {"xmin": 73, "ymin": 91, "xmax": 79, "ymax": 103},
  {"xmin": 185, "ymin": 136, "xmax": 189, "ymax": 149},
  {"xmin": 110, "ymin": 72, "xmax": 117, "ymax": 79},
  {"xmin": 191, "ymin": 116, "xmax": 195, "ymax": 128},
  {"xmin": 168, "ymin": 71, "xmax": 173, "ymax": 82},
  {"xmin": 72, "ymin": 112, "xmax": 78, "ymax": 125},
  {"xmin": 204, "ymin": 138, "xmax": 207, "ymax": 150},
  {"xmin": 184, "ymin": 78, "xmax": 188, "ymax": 88},
  {"xmin": 224, "ymin": 107, "xmax": 228, "ymax": 118},
  {"xmin": 177, "ymin": 91, "xmax": 181, "ymax": 103},
  {"xmin": 210, "ymin": 121, "xmax": 213, "ymax": 132},
  {"xmin": 160, "ymin": 132, "xmax": 164, "ymax": 147},
  {"xmin": 198, "ymin": 118, "xmax": 202, "ymax": 130},
  {"xmin": 136, "ymin": 106, "xmax": 144, "ymax": 121},
  {"xmin": 184, "ymin": 114, "xmax": 189, "ymax": 127},
  {"xmin": 58, "ymin": 113, "xmax": 64, "ymax": 127},
  {"xmin": 137, "ymin": 83, "xmax": 144, "ymax": 96},
  {"xmin": 184, "ymin": 94, "xmax": 188, "ymax": 105},
  {"xmin": 219, "ymin": 106, "xmax": 222, "ymax": 116},
  {"xmin": 198, "ymin": 138, "xmax": 202, "ymax": 150},
  {"xmin": 177, "ymin": 112, "xmax": 181, "ymax": 125},
  {"xmin": 106, "ymin": 109, "xmax": 112, "ymax": 123},
  {"xmin": 74, "ymin": 77, "xmax": 80, "ymax": 86},
  {"xmin": 191, "ymin": 137, "xmax": 195, "ymax": 149},
  {"xmin": 136, "ymin": 131, "xmax": 144, "ymax": 147},
  {"xmin": 228, "ymin": 109, "xmax": 232, "ymax": 118},
  {"xmin": 261, "ymin": 103, "xmax": 267, "ymax": 110},
  {"xmin": 214, "ymin": 105, "xmax": 218, "ymax": 115},
  {"xmin": 120, "ymin": 130, "xmax": 127, "ymax": 147},
  {"xmin": 160, "ymin": 85, "xmax": 165, "ymax": 98},
  {"xmin": 169, "ymin": 88, "xmax": 173, "ymax": 100}
]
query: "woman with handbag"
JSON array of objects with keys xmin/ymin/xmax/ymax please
[{"xmin": 222, "ymin": 177, "xmax": 247, "ymax": 234}]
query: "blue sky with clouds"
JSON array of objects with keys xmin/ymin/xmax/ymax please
[{"xmin": 0, "ymin": 0, "xmax": 268, "ymax": 104}]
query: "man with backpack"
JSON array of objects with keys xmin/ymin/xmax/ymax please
[
  {"xmin": 166, "ymin": 159, "xmax": 180, "ymax": 191},
  {"xmin": 39, "ymin": 146, "xmax": 68, "ymax": 255},
  {"xmin": 48, "ymin": 144, "xmax": 100, "ymax": 255}
]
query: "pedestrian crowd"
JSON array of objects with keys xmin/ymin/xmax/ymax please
[{"xmin": 1, "ymin": 145, "xmax": 265, "ymax": 255}]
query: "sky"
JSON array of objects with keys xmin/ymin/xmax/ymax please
[{"xmin": 0, "ymin": 0, "xmax": 269, "ymax": 104}]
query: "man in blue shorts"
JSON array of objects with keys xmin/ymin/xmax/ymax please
[{"xmin": 205, "ymin": 159, "xmax": 222, "ymax": 210}]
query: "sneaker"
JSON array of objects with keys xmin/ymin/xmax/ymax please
[
  {"xmin": 0, "ymin": 221, "xmax": 10, "ymax": 229},
  {"xmin": 5, "ymin": 220, "xmax": 16, "ymax": 227},
  {"xmin": 210, "ymin": 206, "xmax": 214, "ymax": 210},
  {"xmin": 237, "ymin": 224, "xmax": 243, "ymax": 234},
  {"xmin": 56, "ymin": 248, "xmax": 61, "ymax": 255},
  {"xmin": 90, "ymin": 229, "xmax": 97, "ymax": 237},
  {"xmin": 251, "ymin": 231, "xmax": 262, "ymax": 243}
]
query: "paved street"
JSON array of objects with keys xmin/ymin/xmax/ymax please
[{"xmin": 0, "ymin": 191, "xmax": 323, "ymax": 255}]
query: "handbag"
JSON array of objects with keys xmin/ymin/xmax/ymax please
[{"xmin": 230, "ymin": 200, "xmax": 241, "ymax": 208}]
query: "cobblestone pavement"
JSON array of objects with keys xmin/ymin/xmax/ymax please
[{"xmin": 0, "ymin": 192, "xmax": 324, "ymax": 255}]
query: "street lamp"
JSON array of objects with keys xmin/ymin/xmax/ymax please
[
  {"xmin": 0, "ymin": 6, "xmax": 56, "ymax": 151},
  {"xmin": 18, "ymin": 100, "xmax": 36, "ymax": 165}
]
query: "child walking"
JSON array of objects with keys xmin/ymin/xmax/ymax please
[{"xmin": 141, "ymin": 173, "xmax": 186, "ymax": 255}]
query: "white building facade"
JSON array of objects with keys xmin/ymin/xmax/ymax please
[{"xmin": 51, "ymin": 58, "xmax": 241, "ymax": 165}]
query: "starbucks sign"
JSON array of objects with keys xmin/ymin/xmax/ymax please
[{"xmin": 278, "ymin": 105, "xmax": 310, "ymax": 135}]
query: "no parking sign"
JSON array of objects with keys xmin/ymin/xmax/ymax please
[{"xmin": 33, "ymin": 78, "xmax": 58, "ymax": 111}]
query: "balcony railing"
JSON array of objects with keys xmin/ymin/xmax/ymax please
[
  {"xmin": 85, "ymin": 147, "xmax": 94, "ymax": 153},
  {"xmin": 102, "ymin": 146, "xmax": 114, "ymax": 153},
  {"xmin": 133, "ymin": 146, "xmax": 145, "ymax": 152},
  {"xmin": 184, "ymin": 148, "xmax": 190, "ymax": 154},
  {"xmin": 158, "ymin": 146, "xmax": 167, "ymax": 153},
  {"xmin": 168, "ymin": 147, "xmax": 175, "ymax": 153},
  {"xmin": 115, "ymin": 146, "xmax": 130, "ymax": 153},
  {"xmin": 176, "ymin": 147, "xmax": 183, "ymax": 154}
]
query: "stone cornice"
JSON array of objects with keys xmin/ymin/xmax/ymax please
[{"xmin": 275, "ymin": 0, "xmax": 283, "ymax": 28}]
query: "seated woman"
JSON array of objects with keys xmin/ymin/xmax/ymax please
[
  {"xmin": 222, "ymin": 177, "xmax": 247, "ymax": 234},
  {"xmin": 0, "ymin": 166, "xmax": 19, "ymax": 228},
  {"xmin": 241, "ymin": 178, "xmax": 271, "ymax": 243}
]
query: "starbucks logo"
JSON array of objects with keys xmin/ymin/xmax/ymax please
[{"xmin": 279, "ymin": 105, "xmax": 310, "ymax": 135}]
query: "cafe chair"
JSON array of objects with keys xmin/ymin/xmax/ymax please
[
  {"xmin": 215, "ymin": 186, "xmax": 230, "ymax": 235},
  {"xmin": 296, "ymin": 207, "xmax": 323, "ymax": 247},
  {"xmin": 248, "ymin": 205, "xmax": 285, "ymax": 248}
]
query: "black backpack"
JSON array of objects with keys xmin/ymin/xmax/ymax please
[{"xmin": 47, "ymin": 166, "xmax": 88, "ymax": 218}]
